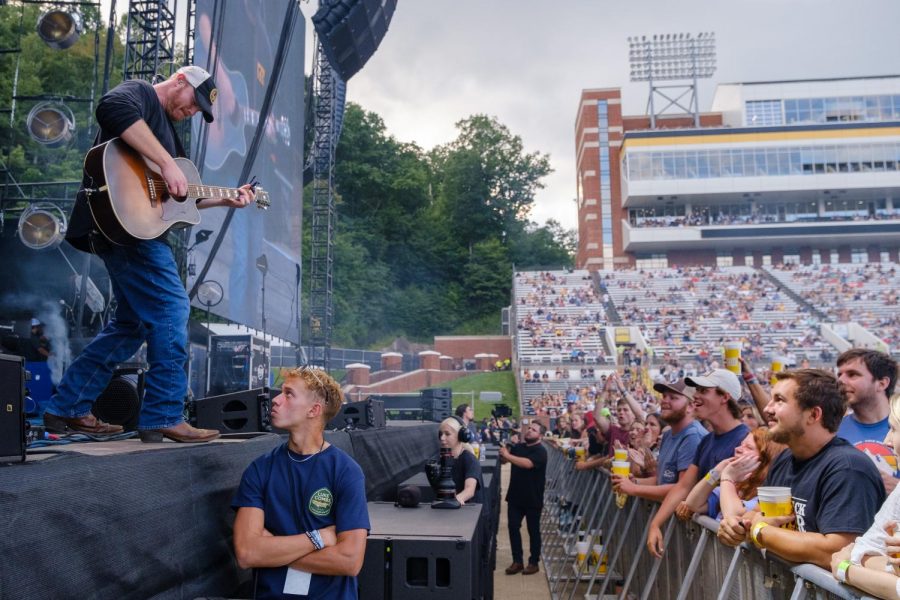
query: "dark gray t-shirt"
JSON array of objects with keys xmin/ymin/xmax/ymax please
[
  {"xmin": 68, "ymin": 79, "xmax": 182, "ymax": 251},
  {"xmin": 765, "ymin": 436, "xmax": 885, "ymax": 534}
]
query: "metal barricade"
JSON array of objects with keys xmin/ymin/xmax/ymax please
[{"xmin": 540, "ymin": 443, "xmax": 877, "ymax": 600}]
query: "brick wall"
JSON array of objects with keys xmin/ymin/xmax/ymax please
[
  {"xmin": 434, "ymin": 336, "xmax": 512, "ymax": 362},
  {"xmin": 345, "ymin": 369, "xmax": 473, "ymax": 400}
]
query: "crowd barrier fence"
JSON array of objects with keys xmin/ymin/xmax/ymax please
[{"xmin": 540, "ymin": 444, "xmax": 877, "ymax": 600}]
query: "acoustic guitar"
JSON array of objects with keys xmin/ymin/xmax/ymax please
[{"xmin": 83, "ymin": 137, "xmax": 269, "ymax": 245}]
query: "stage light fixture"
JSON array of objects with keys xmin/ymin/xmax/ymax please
[
  {"xmin": 36, "ymin": 8, "xmax": 83, "ymax": 50},
  {"xmin": 17, "ymin": 203, "xmax": 67, "ymax": 250},
  {"xmin": 25, "ymin": 102, "xmax": 75, "ymax": 147},
  {"xmin": 198, "ymin": 280, "xmax": 224, "ymax": 308}
]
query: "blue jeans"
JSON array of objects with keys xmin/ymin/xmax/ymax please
[{"xmin": 46, "ymin": 240, "xmax": 189, "ymax": 429}]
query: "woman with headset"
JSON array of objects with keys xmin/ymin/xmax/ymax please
[{"xmin": 438, "ymin": 416, "xmax": 484, "ymax": 505}]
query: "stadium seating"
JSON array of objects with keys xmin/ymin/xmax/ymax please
[
  {"xmin": 600, "ymin": 266, "xmax": 834, "ymax": 365},
  {"xmin": 766, "ymin": 262, "xmax": 900, "ymax": 350}
]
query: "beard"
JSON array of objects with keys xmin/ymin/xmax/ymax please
[
  {"xmin": 767, "ymin": 419, "xmax": 804, "ymax": 444},
  {"xmin": 661, "ymin": 404, "xmax": 688, "ymax": 425}
]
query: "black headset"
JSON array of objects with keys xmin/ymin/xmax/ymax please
[{"xmin": 451, "ymin": 415, "xmax": 472, "ymax": 444}]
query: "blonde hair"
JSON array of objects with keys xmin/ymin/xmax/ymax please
[
  {"xmin": 889, "ymin": 392, "xmax": 900, "ymax": 429},
  {"xmin": 440, "ymin": 417, "xmax": 475, "ymax": 455},
  {"xmin": 281, "ymin": 367, "xmax": 344, "ymax": 422}
]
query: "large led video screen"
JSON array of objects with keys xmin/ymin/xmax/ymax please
[{"xmin": 189, "ymin": 0, "xmax": 304, "ymax": 344}]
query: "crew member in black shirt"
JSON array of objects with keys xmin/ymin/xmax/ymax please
[{"xmin": 500, "ymin": 420, "xmax": 548, "ymax": 575}]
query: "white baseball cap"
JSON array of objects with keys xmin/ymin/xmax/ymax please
[{"xmin": 685, "ymin": 368, "xmax": 742, "ymax": 401}]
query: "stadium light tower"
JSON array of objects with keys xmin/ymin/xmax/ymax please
[{"xmin": 628, "ymin": 32, "xmax": 717, "ymax": 128}]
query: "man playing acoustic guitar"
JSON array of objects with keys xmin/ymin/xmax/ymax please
[{"xmin": 44, "ymin": 66, "xmax": 257, "ymax": 443}]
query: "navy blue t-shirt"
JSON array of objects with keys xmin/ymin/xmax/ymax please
[
  {"xmin": 765, "ymin": 436, "xmax": 885, "ymax": 534},
  {"xmin": 692, "ymin": 423, "xmax": 749, "ymax": 476},
  {"xmin": 232, "ymin": 443, "xmax": 370, "ymax": 599}
]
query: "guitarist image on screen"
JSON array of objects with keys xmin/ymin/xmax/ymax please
[{"xmin": 43, "ymin": 66, "xmax": 257, "ymax": 443}]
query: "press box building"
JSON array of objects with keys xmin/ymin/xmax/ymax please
[{"xmin": 575, "ymin": 75, "xmax": 900, "ymax": 270}]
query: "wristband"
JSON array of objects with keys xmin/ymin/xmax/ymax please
[
  {"xmin": 306, "ymin": 529, "xmax": 324, "ymax": 551},
  {"xmin": 834, "ymin": 559, "xmax": 851, "ymax": 583},
  {"xmin": 704, "ymin": 468, "xmax": 720, "ymax": 487},
  {"xmin": 599, "ymin": 408, "xmax": 611, "ymax": 418},
  {"xmin": 742, "ymin": 371, "xmax": 757, "ymax": 384},
  {"xmin": 751, "ymin": 521, "xmax": 769, "ymax": 548}
]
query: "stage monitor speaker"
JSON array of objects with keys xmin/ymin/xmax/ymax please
[
  {"xmin": 359, "ymin": 502, "xmax": 482, "ymax": 600},
  {"xmin": 421, "ymin": 388, "xmax": 451, "ymax": 400},
  {"xmin": 207, "ymin": 335, "xmax": 269, "ymax": 396},
  {"xmin": 420, "ymin": 389, "xmax": 452, "ymax": 423},
  {"xmin": 326, "ymin": 399, "xmax": 385, "ymax": 431},
  {"xmin": 311, "ymin": 0, "xmax": 397, "ymax": 81},
  {"xmin": 91, "ymin": 367, "xmax": 145, "ymax": 431},
  {"xmin": 195, "ymin": 387, "xmax": 269, "ymax": 433},
  {"xmin": 0, "ymin": 353, "xmax": 26, "ymax": 462}
]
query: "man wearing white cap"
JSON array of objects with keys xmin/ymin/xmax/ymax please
[
  {"xmin": 44, "ymin": 66, "xmax": 256, "ymax": 443},
  {"xmin": 645, "ymin": 369, "xmax": 749, "ymax": 558}
]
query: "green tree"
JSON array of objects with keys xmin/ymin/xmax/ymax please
[
  {"xmin": 508, "ymin": 218, "xmax": 575, "ymax": 269},
  {"xmin": 432, "ymin": 114, "xmax": 552, "ymax": 251}
]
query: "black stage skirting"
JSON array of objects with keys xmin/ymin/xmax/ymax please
[{"xmin": 0, "ymin": 423, "xmax": 439, "ymax": 600}]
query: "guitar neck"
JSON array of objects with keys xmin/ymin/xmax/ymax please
[{"xmin": 188, "ymin": 183, "xmax": 243, "ymax": 200}]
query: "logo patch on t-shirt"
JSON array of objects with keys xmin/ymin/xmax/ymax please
[{"xmin": 309, "ymin": 488, "xmax": 333, "ymax": 516}]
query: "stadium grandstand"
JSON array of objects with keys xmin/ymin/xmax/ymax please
[{"xmin": 575, "ymin": 75, "xmax": 900, "ymax": 272}]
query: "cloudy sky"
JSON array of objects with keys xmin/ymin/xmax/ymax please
[{"xmin": 304, "ymin": 0, "xmax": 900, "ymax": 230}]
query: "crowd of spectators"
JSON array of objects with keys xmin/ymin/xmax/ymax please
[
  {"xmin": 603, "ymin": 266, "xmax": 833, "ymax": 363},
  {"xmin": 631, "ymin": 209, "xmax": 899, "ymax": 229},
  {"xmin": 539, "ymin": 349, "xmax": 900, "ymax": 598},
  {"xmin": 514, "ymin": 271, "xmax": 609, "ymax": 365},
  {"xmin": 768, "ymin": 262, "xmax": 900, "ymax": 349}
]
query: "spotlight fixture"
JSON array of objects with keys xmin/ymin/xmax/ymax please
[
  {"xmin": 36, "ymin": 9, "xmax": 83, "ymax": 50},
  {"xmin": 197, "ymin": 280, "xmax": 224, "ymax": 309},
  {"xmin": 17, "ymin": 203, "xmax": 67, "ymax": 250},
  {"xmin": 26, "ymin": 102, "xmax": 75, "ymax": 147}
]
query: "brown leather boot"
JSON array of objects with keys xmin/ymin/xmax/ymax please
[
  {"xmin": 505, "ymin": 562, "xmax": 524, "ymax": 575},
  {"xmin": 44, "ymin": 412, "xmax": 124, "ymax": 435},
  {"xmin": 138, "ymin": 422, "xmax": 220, "ymax": 443}
]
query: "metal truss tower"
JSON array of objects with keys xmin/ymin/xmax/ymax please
[
  {"xmin": 307, "ymin": 42, "xmax": 339, "ymax": 369},
  {"xmin": 123, "ymin": 1, "xmax": 176, "ymax": 82}
]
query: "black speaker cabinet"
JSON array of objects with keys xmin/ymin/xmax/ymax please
[
  {"xmin": 359, "ymin": 501, "xmax": 482, "ymax": 600},
  {"xmin": 91, "ymin": 367, "xmax": 145, "ymax": 431},
  {"xmin": 420, "ymin": 395, "xmax": 452, "ymax": 423},
  {"xmin": 195, "ymin": 387, "xmax": 269, "ymax": 433},
  {"xmin": 207, "ymin": 335, "xmax": 269, "ymax": 396},
  {"xmin": 0, "ymin": 353, "xmax": 26, "ymax": 462},
  {"xmin": 326, "ymin": 399, "xmax": 385, "ymax": 430}
]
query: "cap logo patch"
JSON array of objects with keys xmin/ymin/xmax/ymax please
[{"xmin": 209, "ymin": 88, "xmax": 218, "ymax": 104}]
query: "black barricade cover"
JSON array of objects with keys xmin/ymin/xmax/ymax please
[
  {"xmin": 0, "ymin": 434, "xmax": 282, "ymax": 599},
  {"xmin": 0, "ymin": 425, "xmax": 440, "ymax": 598},
  {"xmin": 323, "ymin": 429, "xmax": 353, "ymax": 457},
  {"xmin": 349, "ymin": 423, "xmax": 439, "ymax": 500}
]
